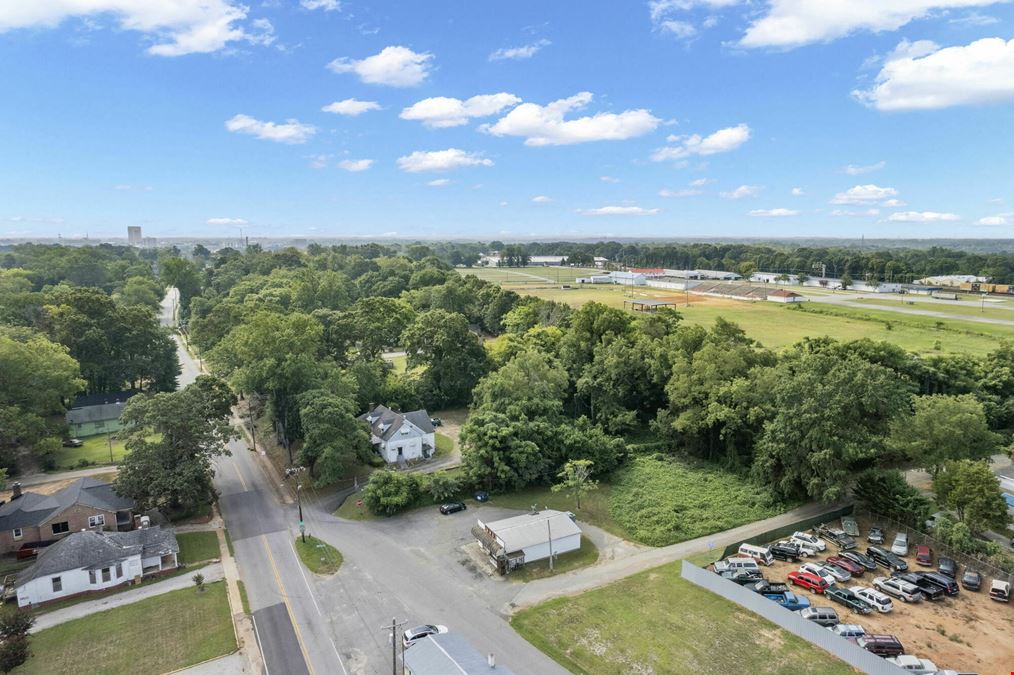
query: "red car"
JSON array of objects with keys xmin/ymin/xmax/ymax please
[
  {"xmin": 788, "ymin": 570, "xmax": 829, "ymax": 594},
  {"xmin": 826, "ymin": 555, "xmax": 864, "ymax": 577},
  {"xmin": 915, "ymin": 545, "xmax": 933, "ymax": 566}
]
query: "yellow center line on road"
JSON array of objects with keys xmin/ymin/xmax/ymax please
[
  {"xmin": 261, "ymin": 535, "xmax": 316, "ymax": 675},
  {"xmin": 234, "ymin": 460, "xmax": 250, "ymax": 492}
]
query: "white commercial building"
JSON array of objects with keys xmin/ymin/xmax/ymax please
[{"xmin": 473, "ymin": 510, "xmax": 582, "ymax": 574}]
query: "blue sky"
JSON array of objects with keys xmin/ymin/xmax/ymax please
[{"xmin": 1, "ymin": 1, "xmax": 1013, "ymax": 239}]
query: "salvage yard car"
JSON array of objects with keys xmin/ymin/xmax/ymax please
[
  {"xmin": 787, "ymin": 570, "xmax": 829, "ymax": 594},
  {"xmin": 826, "ymin": 555, "xmax": 864, "ymax": 577},
  {"xmin": 887, "ymin": 655, "xmax": 939, "ymax": 674},
  {"xmin": 815, "ymin": 524, "xmax": 856, "ymax": 550},
  {"xmin": 800, "ymin": 562, "xmax": 839, "ymax": 586},
  {"xmin": 769, "ymin": 541, "xmax": 804, "ymax": 562},
  {"xmin": 961, "ymin": 570, "xmax": 982, "ymax": 591},
  {"xmin": 824, "ymin": 587, "xmax": 873, "ymax": 614},
  {"xmin": 856, "ymin": 634, "xmax": 905, "ymax": 657},
  {"xmin": 850, "ymin": 585, "xmax": 893, "ymax": 613},
  {"xmin": 839, "ymin": 550, "xmax": 877, "ymax": 572},
  {"xmin": 791, "ymin": 531, "xmax": 826, "ymax": 553},
  {"xmin": 915, "ymin": 571, "xmax": 960, "ymax": 596},
  {"xmin": 937, "ymin": 556, "xmax": 957, "ymax": 578},
  {"xmin": 867, "ymin": 525, "xmax": 886, "ymax": 545},
  {"xmin": 893, "ymin": 573, "xmax": 945, "ymax": 601},
  {"xmin": 867, "ymin": 546, "xmax": 908, "ymax": 572},
  {"xmin": 797, "ymin": 606, "xmax": 839, "ymax": 627},
  {"xmin": 872, "ymin": 576, "xmax": 923, "ymax": 603},
  {"xmin": 890, "ymin": 532, "xmax": 909, "ymax": 556}
]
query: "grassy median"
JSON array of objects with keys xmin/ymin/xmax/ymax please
[{"xmin": 294, "ymin": 535, "xmax": 343, "ymax": 575}]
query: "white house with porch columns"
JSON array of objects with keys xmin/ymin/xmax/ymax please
[{"xmin": 359, "ymin": 405, "xmax": 436, "ymax": 464}]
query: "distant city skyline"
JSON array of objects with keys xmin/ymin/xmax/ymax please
[{"xmin": 1, "ymin": 1, "xmax": 1013, "ymax": 239}]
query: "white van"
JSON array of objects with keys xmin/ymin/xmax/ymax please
[
  {"xmin": 714, "ymin": 557, "xmax": 761, "ymax": 574},
  {"xmin": 738, "ymin": 543, "xmax": 774, "ymax": 566}
]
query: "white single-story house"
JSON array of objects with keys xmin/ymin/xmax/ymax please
[
  {"xmin": 14, "ymin": 525, "xmax": 179, "ymax": 607},
  {"xmin": 359, "ymin": 405, "xmax": 436, "ymax": 464},
  {"xmin": 405, "ymin": 633, "xmax": 515, "ymax": 675},
  {"xmin": 765, "ymin": 289, "xmax": 808, "ymax": 303},
  {"xmin": 473, "ymin": 510, "xmax": 582, "ymax": 574}
]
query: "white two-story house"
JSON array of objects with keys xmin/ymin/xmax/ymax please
[{"xmin": 359, "ymin": 405, "xmax": 436, "ymax": 464}]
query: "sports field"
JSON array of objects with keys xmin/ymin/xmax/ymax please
[
  {"xmin": 457, "ymin": 266, "xmax": 601, "ymax": 284},
  {"xmin": 853, "ymin": 296, "xmax": 1014, "ymax": 317}
]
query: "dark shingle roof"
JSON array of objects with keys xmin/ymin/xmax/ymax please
[
  {"xmin": 0, "ymin": 478, "xmax": 135, "ymax": 531},
  {"xmin": 15, "ymin": 526, "xmax": 178, "ymax": 586},
  {"xmin": 359, "ymin": 405, "xmax": 433, "ymax": 441}
]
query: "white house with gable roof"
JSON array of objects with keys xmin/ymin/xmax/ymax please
[{"xmin": 359, "ymin": 405, "xmax": 436, "ymax": 464}]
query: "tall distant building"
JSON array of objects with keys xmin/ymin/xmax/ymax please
[{"xmin": 127, "ymin": 226, "xmax": 142, "ymax": 246}]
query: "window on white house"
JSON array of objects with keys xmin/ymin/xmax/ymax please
[
  {"xmin": 88, "ymin": 514, "xmax": 105, "ymax": 528},
  {"xmin": 115, "ymin": 562, "xmax": 123, "ymax": 578},
  {"xmin": 89, "ymin": 570, "xmax": 97, "ymax": 584},
  {"xmin": 12, "ymin": 528, "xmax": 22, "ymax": 540},
  {"xmin": 52, "ymin": 577, "xmax": 62, "ymax": 593},
  {"xmin": 101, "ymin": 568, "xmax": 111, "ymax": 583}
]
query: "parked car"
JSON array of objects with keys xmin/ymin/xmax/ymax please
[
  {"xmin": 429, "ymin": 417, "xmax": 443, "ymax": 427},
  {"xmin": 893, "ymin": 573, "xmax": 945, "ymax": 600},
  {"xmin": 937, "ymin": 556, "xmax": 957, "ymax": 578},
  {"xmin": 824, "ymin": 587, "xmax": 873, "ymax": 614},
  {"xmin": 738, "ymin": 543, "xmax": 774, "ymax": 566},
  {"xmin": 867, "ymin": 525, "xmax": 886, "ymax": 545},
  {"xmin": 817, "ymin": 562, "xmax": 852, "ymax": 583},
  {"xmin": 867, "ymin": 546, "xmax": 908, "ymax": 572},
  {"xmin": 915, "ymin": 571, "xmax": 959, "ymax": 596},
  {"xmin": 791, "ymin": 531, "xmax": 826, "ymax": 552},
  {"xmin": 840, "ymin": 516, "xmax": 860, "ymax": 537},
  {"xmin": 989, "ymin": 579, "xmax": 1010, "ymax": 602},
  {"xmin": 826, "ymin": 555, "xmax": 864, "ymax": 577},
  {"xmin": 830, "ymin": 623, "xmax": 866, "ymax": 640},
  {"xmin": 815, "ymin": 524, "xmax": 857, "ymax": 550},
  {"xmin": 767, "ymin": 591, "xmax": 811, "ymax": 612},
  {"xmin": 960, "ymin": 570, "xmax": 982, "ymax": 591},
  {"xmin": 891, "ymin": 532, "xmax": 909, "ymax": 556},
  {"xmin": 714, "ymin": 557, "xmax": 761, "ymax": 575},
  {"xmin": 788, "ymin": 570, "xmax": 829, "ymax": 594},
  {"xmin": 473, "ymin": 491, "xmax": 490, "ymax": 503},
  {"xmin": 856, "ymin": 634, "xmax": 905, "ymax": 657},
  {"xmin": 750, "ymin": 580, "xmax": 789, "ymax": 595},
  {"xmin": 872, "ymin": 576, "xmax": 923, "ymax": 603},
  {"xmin": 721, "ymin": 569, "xmax": 765, "ymax": 585},
  {"xmin": 797, "ymin": 606, "xmax": 839, "ymax": 627},
  {"xmin": 62, "ymin": 438, "xmax": 83, "ymax": 448},
  {"xmin": 915, "ymin": 545, "xmax": 932, "ymax": 566},
  {"xmin": 439, "ymin": 502, "xmax": 466, "ymax": 515},
  {"xmin": 769, "ymin": 541, "xmax": 803, "ymax": 562},
  {"xmin": 403, "ymin": 624, "xmax": 448, "ymax": 648},
  {"xmin": 887, "ymin": 655, "xmax": 939, "ymax": 674},
  {"xmin": 840, "ymin": 550, "xmax": 877, "ymax": 571},
  {"xmin": 850, "ymin": 585, "xmax": 893, "ymax": 613},
  {"xmin": 799, "ymin": 562, "xmax": 838, "ymax": 587}
]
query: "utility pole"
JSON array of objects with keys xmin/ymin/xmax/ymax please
[
  {"xmin": 107, "ymin": 433, "xmax": 114, "ymax": 464},
  {"xmin": 381, "ymin": 618, "xmax": 407, "ymax": 675},
  {"xmin": 296, "ymin": 484, "xmax": 305, "ymax": 543}
]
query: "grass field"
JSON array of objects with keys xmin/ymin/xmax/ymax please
[
  {"xmin": 457, "ymin": 266, "xmax": 601, "ymax": 284},
  {"xmin": 854, "ymin": 296, "xmax": 1014, "ymax": 318},
  {"xmin": 484, "ymin": 484, "xmax": 620, "ymax": 536},
  {"xmin": 511, "ymin": 535, "xmax": 599, "ymax": 582},
  {"xmin": 21, "ymin": 581, "xmax": 235, "ymax": 675},
  {"xmin": 50, "ymin": 434, "xmax": 126, "ymax": 469},
  {"xmin": 511, "ymin": 561, "xmax": 854, "ymax": 675},
  {"xmin": 294, "ymin": 535, "xmax": 343, "ymax": 574},
  {"xmin": 510, "ymin": 284, "xmax": 1007, "ymax": 355},
  {"xmin": 434, "ymin": 432, "xmax": 453, "ymax": 458},
  {"xmin": 177, "ymin": 531, "xmax": 221, "ymax": 564}
]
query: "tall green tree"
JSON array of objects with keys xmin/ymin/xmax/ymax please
[
  {"xmin": 887, "ymin": 394, "xmax": 1002, "ymax": 476},
  {"xmin": 933, "ymin": 460, "xmax": 1011, "ymax": 533},
  {"xmin": 402, "ymin": 309, "xmax": 488, "ymax": 407},
  {"xmin": 116, "ymin": 376, "xmax": 237, "ymax": 512},
  {"xmin": 160, "ymin": 256, "xmax": 202, "ymax": 318},
  {"xmin": 297, "ymin": 389, "xmax": 371, "ymax": 484},
  {"xmin": 551, "ymin": 459, "xmax": 599, "ymax": 510},
  {"xmin": 460, "ymin": 410, "xmax": 548, "ymax": 492},
  {"xmin": 0, "ymin": 605, "xmax": 34, "ymax": 674}
]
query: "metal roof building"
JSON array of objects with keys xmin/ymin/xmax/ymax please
[{"xmin": 404, "ymin": 633, "xmax": 515, "ymax": 675}]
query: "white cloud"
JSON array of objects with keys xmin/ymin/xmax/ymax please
[
  {"xmin": 396, "ymin": 148, "xmax": 493, "ymax": 173},
  {"xmin": 483, "ymin": 92, "xmax": 660, "ymax": 146},
  {"xmin": 499, "ymin": 201, "xmax": 509, "ymax": 207},
  {"xmin": 652, "ymin": 123, "xmax": 750, "ymax": 161},
  {"xmin": 831, "ymin": 184, "xmax": 898, "ymax": 204},
  {"xmin": 659, "ymin": 188, "xmax": 702, "ymax": 197},
  {"xmin": 881, "ymin": 198, "xmax": 906, "ymax": 207},
  {"xmin": 307, "ymin": 154, "xmax": 331, "ymax": 169},
  {"xmin": 400, "ymin": 93, "xmax": 521, "ymax": 128},
  {"xmin": 327, "ymin": 45, "xmax": 432, "ymax": 87},
  {"xmin": 791, "ymin": 187, "xmax": 805, "ymax": 196},
  {"xmin": 427, "ymin": 178, "xmax": 451, "ymax": 187},
  {"xmin": 740, "ymin": 1, "xmax": 1004, "ymax": 49},
  {"xmin": 225, "ymin": 114, "xmax": 316, "ymax": 144},
  {"xmin": 749, "ymin": 208, "xmax": 799, "ymax": 217},
  {"xmin": 532, "ymin": 195, "xmax": 552, "ymax": 203},
  {"xmin": 337, "ymin": 159, "xmax": 373, "ymax": 172},
  {"xmin": 301, "ymin": 0, "xmax": 341, "ymax": 10},
  {"xmin": 0, "ymin": 0, "xmax": 282, "ymax": 56},
  {"xmin": 887, "ymin": 211, "xmax": 960, "ymax": 222},
  {"xmin": 660, "ymin": 20, "xmax": 697, "ymax": 39},
  {"xmin": 489, "ymin": 39, "xmax": 550, "ymax": 61},
  {"xmin": 690, "ymin": 178, "xmax": 711, "ymax": 187},
  {"xmin": 831, "ymin": 208, "xmax": 881, "ymax": 217},
  {"xmin": 854, "ymin": 38, "xmax": 1014, "ymax": 111},
  {"xmin": 321, "ymin": 98, "xmax": 381, "ymax": 116},
  {"xmin": 720, "ymin": 184, "xmax": 760, "ymax": 200},
  {"xmin": 578, "ymin": 205, "xmax": 660, "ymax": 216},
  {"xmin": 843, "ymin": 161, "xmax": 886, "ymax": 175},
  {"xmin": 978, "ymin": 213, "xmax": 1013, "ymax": 225},
  {"xmin": 207, "ymin": 217, "xmax": 247, "ymax": 225},
  {"xmin": 648, "ymin": 1, "xmax": 740, "ymax": 38},
  {"xmin": 600, "ymin": 176, "xmax": 621, "ymax": 183}
]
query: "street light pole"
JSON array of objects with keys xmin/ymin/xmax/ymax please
[{"xmin": 297, "ymin": 484, "xmax": 305, "ymax": 543}]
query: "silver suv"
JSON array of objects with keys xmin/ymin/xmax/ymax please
[{"xmin": 891, "ymin": 532, "xmax": 909, "ymax": 556}]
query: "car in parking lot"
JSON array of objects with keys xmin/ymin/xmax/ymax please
[
  {"xmin": 915, "ymin": 544, "xmax": 932, "ymax": 566},
  {"xmin": 438, "ymin": 502, "xmax": 466, "ymax": 515},
  {"xmin": 916, "ymin": 571, "xmax": 960, "ymax": 596},
  {"xmin": 937, "ymin": 556, "xmax": 957, "ymax": 578},
  {"xmin": 769, "ymin": 541, "xmax": 804, "ymax": 562},
  {"xmin": 961, "ymin": 569, "xmax": 982, "ymax": 591},
  {"xmin": 856, "ymin": 634, "xmax": 905, "ymax": 657},
  {"xmin": 800, "ymin": 562, "xmax": 839, "ymax": 586},
  {"xmin": 402, "ymin": 624, "xmax": 448, "ymax": 648},
  {"xmin": 867, "ymin": 545, "xmax": 908, "ymax": 572},
  {"xmin": 830, "ymin": 623, "xmax": 866, "ymax": 640},
  {"xmin": 872, "ymin": 576, "xmax": 923, "ymax": 603},
  {"xmin": 817, "ymin": 562, "xmax": 852, "ymax": 583},
  {"xmin": 894, "ymin": 573, "xmax": 945, "ymax": 600},
  {"xmin": 473, "ymin": 491, "xmax": 490, "ymax": 503},
  {"xmin": 850, "ymin": 585, "xmax": 893, "ymax": 613},
  {"xmin": 429, "ymin": 416, "xmax": 443, "ymax": 427},
  {"xmin": 767, "ymin": 591, "xmax": 811, "ymax": 612},
  {"xmin": 797, "ymin": 606, "xmax": 839, "ymax": 627},
  {"xmin": 791, "ymin": 531, "xmax": 826, "ymax": 553},
  {"xmin": 824, "ymin": 587, "xmax": 873, "ymax": 614},
  {"xmin": 890, "ymin": 532, "xmax": 909, "ymax": 556},
  {"xmin": 787, "ymin": 570, "xmax": 829, "ymax": 594},
  {"xmin": 839, "ymin": 550, "xmax": 877, "ymax": 571},
  {"xmin": 867, "ymin": 525, "xmax": 885, "ymax": 545},
  {"xmin": 826, "ymin": 555, "xmax": 864, "ymax": 577},
  {"xmin": 815, "ymin": 524, "xmax": 856, "ymax": 550},
  {"xmin": 887, "ymin": 655, "xmax": 939, "ymax": 674}
]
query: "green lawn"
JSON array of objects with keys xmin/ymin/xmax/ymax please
[
  {"xmin": 434, "ymin": 432, "xmax": 453, "ymax": 458},
  {"xmin": 512, "ymin": 561, "xmax": 854, "ymax": 675},
  {"xmin": 458, "ymin": 266, "xmax": 602, "ymax": 285},
  {"xmin": 484, "ymin": 484, "xmax": 621, "ymax": 537},
  {"xmin": 21, "ymin": 581, "xmax": 235, "ymax": 675},
  {"xmin": 49, "ymin": 434, "xmax": 126, "ymax": 470},
  {"xmin": 512, "ymin": 284, "xmax": 1005, "ymax": 356},
  {"xmin": 32, "ymin": 564, "xmax": 207, "ymax": 615},
  {"xmin": 854, "ymin": 296, "xmax": 1014, "ymax": 318},
  {"xmin": 294, "ymin": 535, "xmax": 343, "ymax": 574},
  {"xmin": 511, "ymin": 535, "xmax": 599, "ymax": 582},
  {"xmin": 177, "ymin": 531, "xmax": 221, "ymax": 564}
]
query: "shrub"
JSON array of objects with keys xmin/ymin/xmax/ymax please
[
  {"xmin": 362, "ymin": 471, "xmax": 421, "ymax": 516},
  {"xmin": 852, "ymin": 468, "xmax": 931, "ymax": 527},
  {"xmin": 428, "ymin": 473, "xmax": 461, "ymax": 502}
]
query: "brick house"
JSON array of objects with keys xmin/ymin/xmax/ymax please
[{"xmin": 0, "ymin": 478, "xmax": 136, "ymax": 556}]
